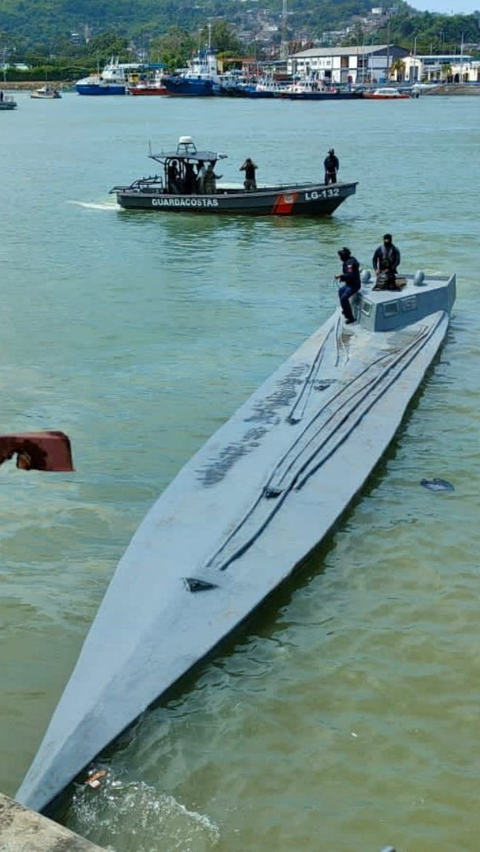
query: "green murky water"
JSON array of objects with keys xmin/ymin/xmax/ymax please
[{"xmin": 1, "ymin": 92, "xmax": 480, "ymax": 851}]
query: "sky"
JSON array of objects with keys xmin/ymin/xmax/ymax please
[{"xmin": 411, "ymin": 0, "xmax": 479, "ymax": 12}]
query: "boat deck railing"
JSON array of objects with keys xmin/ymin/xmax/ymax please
[
  {"xmin": 111, "ymin": 179, "xmax": 357, "ymax": 196},
  {"xmin": 110, "ymin": 175, "xmax": 164, "ymax": 194}
]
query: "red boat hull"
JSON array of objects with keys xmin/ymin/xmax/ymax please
[{"xmin": 128, "ymin": 86, "xmax": 168, "ymax": 96}]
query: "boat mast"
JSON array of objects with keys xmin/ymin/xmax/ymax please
[{"xmin": 280, "ymin": 0, "xmax": 288, "ymax": 60}]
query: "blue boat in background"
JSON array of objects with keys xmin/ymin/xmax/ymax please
[
  {"xmin": 76, "ymin": 58, "xmax": 140, "ymax": 95},
  {"xmin": 163, "ymin": 44, "xmax": 222, "ymax": 97}
]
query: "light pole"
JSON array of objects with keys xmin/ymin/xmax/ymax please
[{"xmin": 386, "ymin": 19, "xmax": 391, "ymax": 83}]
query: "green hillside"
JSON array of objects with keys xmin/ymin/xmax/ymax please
[
  {"xmin": 0, "ymin": 0, "xmax": 478, "ymax": 62},
  {"xmin": 0, "ymin": 0, "xmax": 375, "ymax": 49}
]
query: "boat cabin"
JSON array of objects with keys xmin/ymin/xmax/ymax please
[
  {"xmin": 149, "ymin": 136, "xmax": 227, "ymax": 194},
  {"xmin": 354, "ymin": 272, "xmax": 456, "ymax": 332}
]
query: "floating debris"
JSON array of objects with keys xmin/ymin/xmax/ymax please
[
  {"xmin": 421, "ymin": 478, "xmax": 455, "ymax": 492},
  {"xmin": 84, "ymin": 769, "xmax": 108, "ymax": 789}
]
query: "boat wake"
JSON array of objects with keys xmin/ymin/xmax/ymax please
[
  {"xmin": 67, "ymin": 201, "xmax": 118, "ymax": 211},
  {"xmin": 67, "ymin": 772, "xmax": 220, "ymax": 851}
]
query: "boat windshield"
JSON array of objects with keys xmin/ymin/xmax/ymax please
[{"xmin": 159, "ymin": 152, "xmax": 226, "ymax": 194}]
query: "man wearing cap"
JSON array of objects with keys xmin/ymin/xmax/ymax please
[
  {"xmin": 335, "ymin": 247, "xmax": 361, "ymax": 325},
  {"xmin": 240, "ymin": 157, "xmax": 258, "ymax": 191},
  {"xmin": 372, "ymin": 233, "xmax": 401, "ymax": 290},
  {"xmin": 324, "ymin": 148, "xmax": 339, "ymax": 184}
]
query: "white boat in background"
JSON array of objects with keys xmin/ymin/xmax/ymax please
[
  {"xmin": 243, "ymin": 75, "xmax": 292, "ymax": 98},
  {"xmin": 363, "ymin": 87, "xmax": 411, "ymax": 99},
  {"xmin": 16, "ymin": 269, "xmax": 456, "ymax": 814},
  {"xmin": 278, "ymin": 77, "xmax": 364, "ymax": 101},
  {"xmin": 31, "ymin": 85, "xmax": 62, "ymax": 99},
  {"xmin": 411, "ymin": 82, "xmax": 441, "ymax": 94}
]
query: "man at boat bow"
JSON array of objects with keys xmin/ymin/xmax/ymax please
[{"xmin": 324, "ymin": 148, "xmax": 339, "ymax": 184}]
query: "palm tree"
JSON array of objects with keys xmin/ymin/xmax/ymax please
[
  {"xmin": 441, "ymin": 62, "xmax": 452, "ymax": 83},
  {"xmin": 389, "ymin": 57, "xmax": 406, "ymax": 83}
]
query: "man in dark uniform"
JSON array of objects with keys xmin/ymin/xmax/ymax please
[
  {"xmin": 324, "ymin": 148, "xmax": 339, "ymax": 184},
  {"xmin": 372, "ymin": 233, "xmax": 401, "ymax": 290},
  {"xmin": 167, "ymin": 159, "xmax": 180, "ymax": 194},
  {"xmin": 240, "ymin": 157, "xmax": 258, "ymax": 191},
  {"xmin": 335, "ymin": 247, "xmax": 361, "ymax": 324}
]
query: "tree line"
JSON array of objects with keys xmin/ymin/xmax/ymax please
[{"xmin": 1, "ymin": 5, "xmax": 479, "ymax": 81}]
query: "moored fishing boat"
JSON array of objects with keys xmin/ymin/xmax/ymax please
[
  {"xmin": 128, "ymin": 70, "xmax": 168, "ymax": 96},
  {"xmin": 363, "ymin": 87, "xmax": 411, "ymax": 100},
  {"xmin": 278, "ymin": 79, "xmax": 364, "ymax": 101},
  {"xmin": 75, "ymin": 58, "xmax": 139, "ymax": 95},
  {"xmin": 163, "ymin": 46, "xmax": 222, "ymax": 96},
  {"xmin": 31, "ymin": 85, "xmax": 62, "ymax": 99},
  {"xmin": 244, "ymin": 77, "xmax": 291, "ymax": 98},
  {"xmin": 17, "ymin": 267, "xmax": 455, "ymax": 813},
  {"xmin": 111, "ymin": 136, "xmax": 357, "ymax": 216}
]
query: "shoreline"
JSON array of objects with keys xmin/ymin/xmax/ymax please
[
  {"xmin": 2, "ymin": 81, "xmax": 480, "ymax": 96},
  {"xmin": 0, "ymin": 793, "xmax": 106, "ymax": 850},
  {"xmin": 422, "ymin": 83, "xmax": 480, "ymax": 95},
  {"xmin": 0, "ymin": 82, "xmax": 73, "ymax": 91}
]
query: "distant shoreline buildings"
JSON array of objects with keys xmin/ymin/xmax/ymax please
[
  {"xmin": 286, "ymin": 44, "xmax": 480, "ymax": 84},
  {"xmin": 287, "ymin": 44, "xmax": 408, "ymax": 85}
]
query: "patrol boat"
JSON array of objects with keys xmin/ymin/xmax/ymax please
[
  {"xmin": 0, "ymin": 93, "xmax": 17, "ymax": 110},
  {"xmin": 111, "ymin": 136, "xmax": 357, "ymax": 216},
  {"xmin": 17, "ymin": 269, "xmax": 455, "ymax": 813}
]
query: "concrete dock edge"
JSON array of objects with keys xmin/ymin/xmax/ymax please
[{"xmin": 0, "ymin": 793, "xmax": 106, "ymax": 851}]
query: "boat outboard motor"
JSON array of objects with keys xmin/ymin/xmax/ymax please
[
  {"xmin": 413, "ymin": 270, "xmax": 425, "ymax": 286},
  {"xmin": 361, "ymin": 269, "xmax": 371, "ymax": 284}
]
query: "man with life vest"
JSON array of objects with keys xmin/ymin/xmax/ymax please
[
  {"xmin": 335, "ymin": 247, "xmax": 361, "ymax": 325},
  {"xmin": 372, "ymin": 233, "xmax": 401, "ymax": 290},
  {"xmin": 203, "ymin": 162, "xmax": 222, "ymax": 195},
  {"xmin": 167, "ymin": 159, "xmax": 180, "ymax": 194}
]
